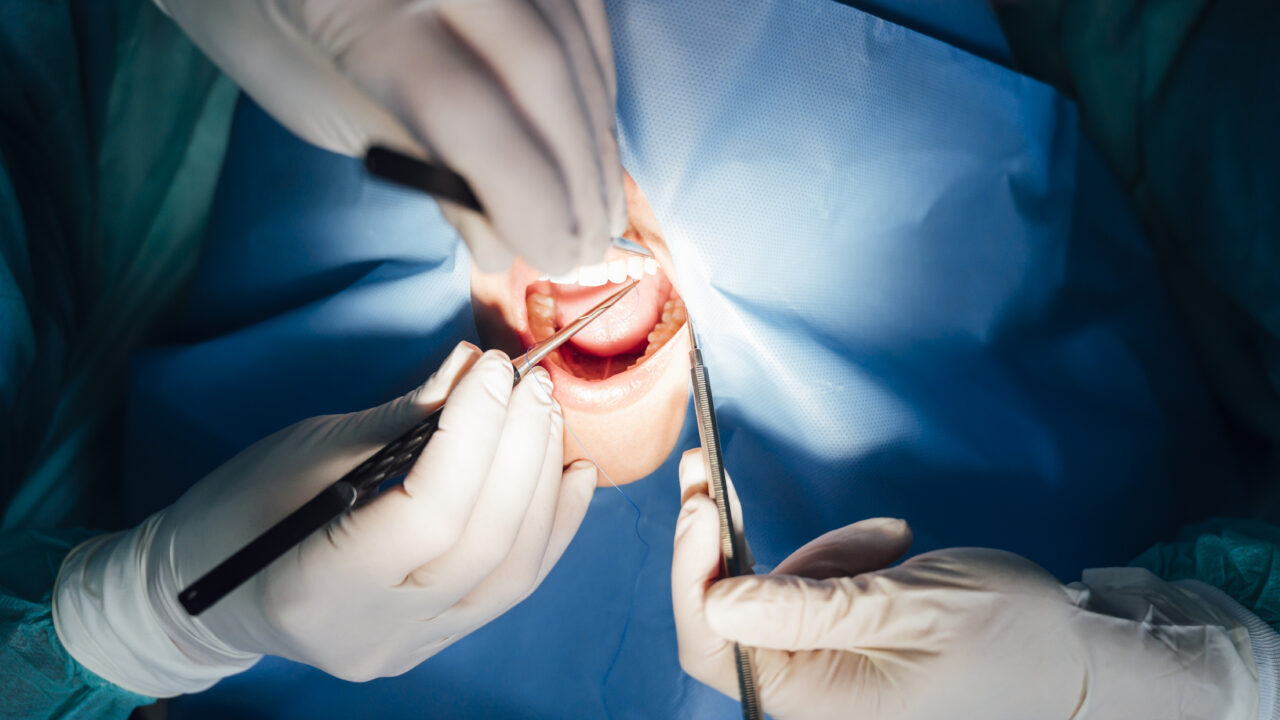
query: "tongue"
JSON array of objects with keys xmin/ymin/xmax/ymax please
[{"xmin": 554, "ymin": 273, "xmax": 670, "ymax": 357}]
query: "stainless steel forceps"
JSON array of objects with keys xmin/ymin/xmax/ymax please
[{"xmin": 687, "ymin": 320, "xmax": 762, "ymax": 720}]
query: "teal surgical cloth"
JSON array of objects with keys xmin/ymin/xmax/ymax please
[{"xmin": 0, "ymin": 0, "xmax": 235, "ymax": 717}]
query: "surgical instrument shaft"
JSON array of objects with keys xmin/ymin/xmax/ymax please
[
  {"xmin": 687, "ymin": 321, "xmax": 762, "ymax": 720},
  {"xmin": 178, "ymin": 281, "xmax": 638, "ymax": 617},
  {"xmin": 608, "ymin": 235, "xmax": 654, "ymax": 259}
]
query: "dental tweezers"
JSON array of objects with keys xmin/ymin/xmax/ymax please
[
  {"xmin": 364, "ymin": 146, "xmax": 653, "ymax": 259},
  {"xmin": 178, "ymin": 281, "xmax": 639, "ymax": 617},
  {"xmin": 687, "ymin": 321, "xmax": 762, "ymax": 720}
]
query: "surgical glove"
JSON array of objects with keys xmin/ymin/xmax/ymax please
[
  {"xmin": 672, "ymin": 450, "xmax": 1259, "ymax": 720},
  {"xmin": 154, "ymin": 0, "xmax": 624, "ymax": 274},
  {"xmin": 54, "ymin": 343, "xmax": 598, "ymax": 696}
]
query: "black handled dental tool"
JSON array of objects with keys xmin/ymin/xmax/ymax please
[
  {"xmin": 178, "ymin": 281, "xmax": 639, "ymax": 617},
  {"xmin": 364, "ymin": 146, "xmax": 485, "ymax": 213}
]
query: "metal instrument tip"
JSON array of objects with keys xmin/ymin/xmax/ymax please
[{"xmin": 511, "ymin": 280, "xmax": 640, "ymax": 381}]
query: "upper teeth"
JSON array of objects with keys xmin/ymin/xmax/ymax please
[{"xmin": 542, "ymin": 258, "xmax": 658, "ymax": 286}]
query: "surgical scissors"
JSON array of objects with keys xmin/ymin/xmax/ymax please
[
  {"xmin": 178, "ymin": 281, "xmax": 639, "ymax": 616},
  {"xmin": 687, "ymin": 320, "xmax": 762, "ymax": 720}
]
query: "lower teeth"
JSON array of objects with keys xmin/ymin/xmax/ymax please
[{"xmin": 633, "ymin": 299, "xmax": 686, "ymax": 365}]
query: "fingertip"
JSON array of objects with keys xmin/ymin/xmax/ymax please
[
  {"xmin": 772, "ymin": 517, "xmax": 914, "ymax": 581},
  {"xmin": 567, "ymin": 458, "xmax": 596, "ymax": 477},
  {"xmin": 480, "ymin": 348, "xmax": 512, "ymax": 366},
  {"xmin": 413, "ymin": 342, "xmax": 484, "ymax": 407},
  {"xmin": 565, "ymin": 460, "xmax": 597, "ymax": 502},
  {"xmin": 864, "ymin": 517, "xmax": 910, "ymax": 529},
  {"xmin": 844, "ymin": 517, "xmax": 914, "ymax": 547},
  {"xmin": 551, "ymin": 461, "xmax": 597, "ymax": 539},
  {"xmin": 424, "ymin": 340, "xmax": 481, "ymax": 379},
  {"xmin": 424, "ymin": 348, "xmax": 516, "ymax": 427},
  {"xmin": 441, "ymin": 341, "xmax": 483, "ymax": 374},
  {"xmin": 678, "ymin": 448, "xmax": 707, "ymax": 503},
  {"xmin": 531, "ymin": 367, "xmax": 554, "ymax": 398},
  {"xmin": 883, "ymin": 517, "xmax": 913, "ymax": 542},
  {"xmin": 459, "ymin": 349, "xmax": 513, "ymax": 396}
]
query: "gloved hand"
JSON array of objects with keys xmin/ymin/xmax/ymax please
[
  {"xmin": 54, "ymin": 343, "xmax": 598, "ymax": 695},
  {"xmin": 155, "ymin": 0, "xmax": 625, "ymax": 274},
  {"xmin": 671, "ymin": 449, "xmax": 1260, "ymax": 720}
]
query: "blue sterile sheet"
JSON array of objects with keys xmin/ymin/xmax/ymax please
[{"xmin": 123, "ymin": 1, "xmax": 1245, "ymax": 718}]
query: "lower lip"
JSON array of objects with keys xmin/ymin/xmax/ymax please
[
  {"xmin": 507, "ymin": 262, "xmax": 684, "ymax": 412},
  {"xmin": 542, "ymin": 329, "xmax": 679, "ymax": 411}
]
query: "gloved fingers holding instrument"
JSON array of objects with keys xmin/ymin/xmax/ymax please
[
  {"xmin": 155, "ymin": 0, "xmax": 626, "ymax": 274},
  {"xmin": 672, "ymin": 452, "xmax": 1261, "ymax": 720},
  {"xmin": 53, "ymin": 342, "xmax": 598, "ymax": 694}
]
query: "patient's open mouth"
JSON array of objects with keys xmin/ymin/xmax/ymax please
[{"xmin": 507, "ymin": 249, "xmax": 687, "ymax": 411}]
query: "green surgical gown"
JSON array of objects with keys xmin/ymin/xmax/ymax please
[
  {"xmin": 991, "ymin": 0, "xmax": 1280, "ymax": 621},
  {"xmin": 0, "ymin": 0, "xmax": 235, "ymax": 716},
  {"xmin": 994, "ymin": 0, "xmax": 1280, "ymax": 466}
]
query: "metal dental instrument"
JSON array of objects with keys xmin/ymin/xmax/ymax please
[
  {"xmin": 511, "ymin": 280, "xmax": 639, "ymax": 380},
  {"xmin": 178, "ymin": 281, "xmax": 639, "ymax": 616},
  {"xmin": 364, "ymin": 145, "xmax": 648, "ymax": 259},
  {"xmin": 609, "ymin": 236, "xmax": 654, "ymax": 258},
  {"xmin": 687, "ymin": 320, "xmax": 762, "ymax": 720}
]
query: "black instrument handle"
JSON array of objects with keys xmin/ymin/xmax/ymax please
[
  {"xmin": 178, "ymin": 408, "xmax": 444, "ymax": 616},
  {"xmin": 364, "ymin": 146, "xmax": 483, "ymax": 214}
]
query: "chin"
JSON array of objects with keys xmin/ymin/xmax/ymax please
[{"xmin": 470, "ymin": 237, "xmax": 690, "ymax": 485}]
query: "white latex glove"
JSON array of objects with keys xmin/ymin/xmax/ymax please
[
  {"xmin": 672, "ymin": 449, "xmax": 1260, "ymax": 720},
  {"xmin": 54, "ymin": 343, "xmax": 598, "ymax": 695},
  {"xmin": 155, "ymin": 0, "xmax": 625, "ymax": 274}
]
